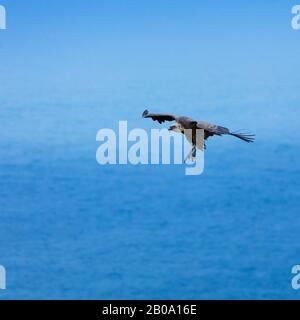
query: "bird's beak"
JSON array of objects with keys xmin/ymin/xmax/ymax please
[{"xmin": 168, "ymin": 126, "xmax": 174, "ymax": 131}]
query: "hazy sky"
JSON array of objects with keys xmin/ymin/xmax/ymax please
[
  {"xmin": 0, "ymin": 1, "xmax": 299, "ymax": 144},
  {"xmin": 0, "ymin": 1, "xmax": 298, "ymax": 102}
]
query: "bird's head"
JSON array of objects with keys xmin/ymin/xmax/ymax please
[{"xmin": 168, "ymin": 123, "xmax": 183, "ymax": 133}]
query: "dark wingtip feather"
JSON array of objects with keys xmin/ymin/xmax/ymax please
[{"xmin": 142, "ymin": 109, "xmax": 149, "ymax": 118}]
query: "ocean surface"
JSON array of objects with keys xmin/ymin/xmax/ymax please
[{"xmin": 0, "ymin": 96, "xmax": 300, "ymax": 300}]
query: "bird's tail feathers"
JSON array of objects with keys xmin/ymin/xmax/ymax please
[{"xmin": 230, "ymin": 131, "xmax": 255, "ymax": 143}]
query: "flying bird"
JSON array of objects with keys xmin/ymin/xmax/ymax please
[{"xmin": 142, "ymin": 109, "xmax": 255, "ymax": 162}]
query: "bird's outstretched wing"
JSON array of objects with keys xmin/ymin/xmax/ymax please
[
  {"xmin": 196, "ymin": 121, "xmax": 230, "ymax": 135},
  {"xmin": 142, "ymin": 110, "xmax": 177, "ymax": 124},
  {"xmin": 196, "ymin": 121, "xmax": 255, "ymax": 143}
]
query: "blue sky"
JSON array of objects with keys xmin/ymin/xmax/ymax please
[
  {"xmin": 1, "ymin": 1, "xmax": 299, "ymax": 106},
  {"xmin": 0, "ymin": 1, "xmax": 300, "ymax": 145}
]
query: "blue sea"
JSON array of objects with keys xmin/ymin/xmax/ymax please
[
  {"xmin": 0, "ymin": 0, "xmax": 300, "ymax": 299},
  {"xmin": 0, "ymin": 92, "xmax": 300, "ymax": 300}
]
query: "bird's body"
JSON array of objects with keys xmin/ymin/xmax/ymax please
[{"xmin": 142, "ymin": 109, "xmax": 255, "ymax": 162}]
